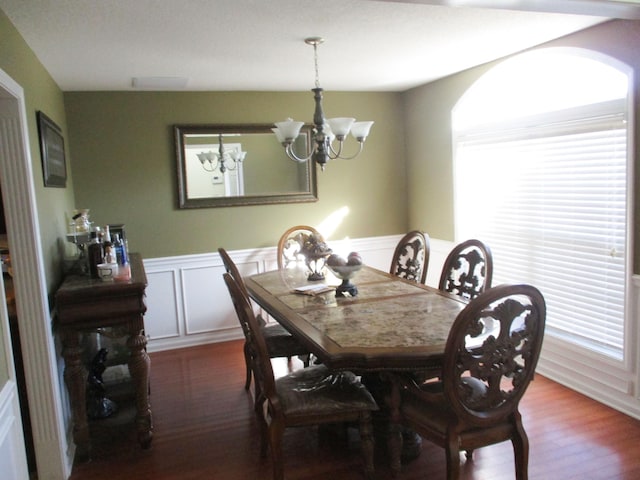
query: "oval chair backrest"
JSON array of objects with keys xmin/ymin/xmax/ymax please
[
  {"xmin": 442, "ymin": 283, "xmax": 546, "ymax": 428},
  {"xmin": 277, "ymin": 225, "xmax": 324, "ymax": 270},
  {"xmin": 439, "ymin": 239, "xmax": 493, "ymax": 300},
  {"xmin": 389, "ymin": 231, "xmax": 430, "ymax": 284}
]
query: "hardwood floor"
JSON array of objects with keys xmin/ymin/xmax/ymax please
[{"xmin": 69, "ymin": 340, "xmax": 640, "ymax": 480}]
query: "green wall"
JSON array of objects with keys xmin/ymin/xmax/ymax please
[
  {"xmin": 0, "ymin": 7, "xmax": 74, "ymax": 404},
  {"xmin": 3, "ymin": 8, "xmax": 638, "ymax": 278},
  {"xmin": 64, "ymin": 91, "xmax": 406, "ymax": 258},
  {"xmin": 403, "ymin": 19, "xmax": 640, "ymax": 273},
  {"xmin": 0, "ymin": 11, "xmax": 75, "ymax": 291}
]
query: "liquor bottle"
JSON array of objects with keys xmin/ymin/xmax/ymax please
[{"xmin": 87, "ymin": 229, "xmax": 104, "ymax": 278}]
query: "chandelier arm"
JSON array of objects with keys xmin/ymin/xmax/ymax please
[
  {"xmin": 329, "ymin": 140, "xmax": 365, "ymax": 160},
  {"xmin": 285, "ymin": 143, "xmax": 314, "ymax": 163},
  {"xmin": 327, "ymin": 139, "xmax": 343, "ymax": 159}
]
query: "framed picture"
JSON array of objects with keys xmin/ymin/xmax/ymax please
[{"xmin": 37, "ymin": 111, "xmax": 67, "ymax": 187}]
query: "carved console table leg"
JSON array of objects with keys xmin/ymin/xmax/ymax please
[
  {"xmin": 61, "ymin": 330, "xmax": 90, "ymax": 461},
  {"xmin": 127, "ymin": 326, "xmax": 153, "ymax": 449}
]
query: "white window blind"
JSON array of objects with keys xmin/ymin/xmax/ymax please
[{"xmin": 454, "ymin": 102, "xmax": 628, "ymax": 360}]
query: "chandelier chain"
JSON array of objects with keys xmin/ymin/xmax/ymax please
[{"xmin": 313, "ymin": 42, "xmax": 320, "ymax": 89}]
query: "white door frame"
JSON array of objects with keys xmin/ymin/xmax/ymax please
[{"xmin": 0, "ymin": 69, "xmax": 70, "ymax": 478}]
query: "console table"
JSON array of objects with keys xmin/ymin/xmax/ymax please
[{"xmin": 55, "ymin": 253, "xmax": 151, "ymax": 461}]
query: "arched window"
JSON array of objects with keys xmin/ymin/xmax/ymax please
[{"xmin": 453, "ymin": 48, "xmax": 631, "ymax": 361}]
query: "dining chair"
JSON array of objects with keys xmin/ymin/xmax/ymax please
[
  {"xmin": 218, "ymin": 248, "xmax": 309, "ymax": 391},
  {"xmin": 387, "ymin": 283, "xmax": 546, "ymax": 479},
  {"xmin": 223, "ymin": 272, "xmax": 378, "ymax": 480},
  {"xmin": 410, "ymin": 239, "xmax": 493, "ymax": 385},
  {"xmin": 389, "ymin": 230, "xmax": 430, "ymax": 284},
  {"xmin": 389, "ymin": 231, "xmax": 432, "ymax": 386},
  {"xmin": 439, "ymin": 238, "xmax": 493, "ymax": 300},
  {"xmin": 277, "ymin": 225, "xmax": 324, "ymax": 270}
]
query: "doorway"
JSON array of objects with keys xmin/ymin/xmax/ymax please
[
  {"xmin": 0, "ymin": 69, "xmax": 69, "ymax": 478},
  {"xmin": 0, "ymin": 184, "xmax": 36, "ymax": 474}
]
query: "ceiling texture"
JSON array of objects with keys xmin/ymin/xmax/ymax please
[{"xmin": 1, "ymin": 0, "xmax": 639, "ymax": 92}]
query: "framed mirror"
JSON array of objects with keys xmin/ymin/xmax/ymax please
[{"xmin": 175, "ymin": 124, "xmax": 318, "ymax": 208}]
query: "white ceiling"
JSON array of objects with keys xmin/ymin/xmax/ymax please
[{"xmin": 1, "ymin": 0, "xmax": 638, "ymax": 92}]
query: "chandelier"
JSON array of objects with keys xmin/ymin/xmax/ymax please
[
  {"xmin": 273, "ymin": 37, "xmax": 374, "ymax": 171},
  {"xmin": 197, "ymin": 134, "xmax": 247, "ymax": 173}
]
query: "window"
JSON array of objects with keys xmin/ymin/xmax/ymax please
[{"xmin": 453, "ymin": 49, "xmax": 630, "ymax": 361}]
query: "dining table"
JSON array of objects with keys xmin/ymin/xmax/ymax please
[
  {"xmin": 245, "ymin": 264, "xmax": 470, "ymax": 464},
  {"xmin": 244, "ymin": 265, "xmax": 467, "ymax": 373}
]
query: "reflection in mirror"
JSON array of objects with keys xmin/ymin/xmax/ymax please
[
  {"xmin": 185, "ymin": 133, "xmax": 246, "ymax": 198},
  {"xmin": 175, "ymin": 124, "xmax": 317, "ymax": 208}
]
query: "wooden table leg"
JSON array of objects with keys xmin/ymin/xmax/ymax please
[
  {"xmin": 127, "ymin": 325, "xmax": 153, "ymax": 449},
  {"xmin": 61, "ymin": 329, "xmax": 91, "ymax": 461},
  {"xmin": 363, "ymin": 372, "xmax": 422, "ymax": 476}
]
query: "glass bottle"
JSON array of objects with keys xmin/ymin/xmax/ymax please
[
  {"xmin": 102, "ymin": 225, "xmax": 118, "ymax": 264},
  {"xmin": 87, "ymin": 229, "xmax": 104, "ymax": 278},
  {"xmin": 114, "ymin": 233, "xmax": 127, "ymax": 265},
  {"xmin": 103, "ymin": 242, "xmax": 116, "ymax": 264}
]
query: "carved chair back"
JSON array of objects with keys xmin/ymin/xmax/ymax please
[
  {"xmin": 443, "ymin": 283, "xmax": 546, "ymax": 427},
  {"xmin": 439, "ymin": 239, "xmax": 493, "ymax": 300},
  {"xmin": 277, "ymin": 225, "xmax": 324, "ymax": 270},
  {"xmin": 389, "ymin": 230, "xmax": 430, "ymax": 283}
]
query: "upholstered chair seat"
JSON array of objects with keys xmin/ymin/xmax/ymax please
[{"xmin": 276, "ymin": 365, "xmax": 377, "ymax": 416}]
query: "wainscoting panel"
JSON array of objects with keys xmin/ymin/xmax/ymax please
[
  {"xmin": 143, "ymin": 235, "xmax": 420, "ymax": 352},
  {"xmin": 144, "ymin": 254, "xmax": 240, "ymax": 351},
  {"xmin": 181, "ymin": 264, "xmax": 231, "ymax": 335},
  {"xmin": 144, "ymin": 268, "xmax": 181, "ymax": 340},
  {"xmin": 141, "ymin": 238, "xmax": 640, "ymax": 419}
]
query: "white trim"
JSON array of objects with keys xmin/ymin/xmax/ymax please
[
  {"xmin": 143, "ymin": 235, "xmax": 454, "ymax": 352},
  {"xmin": 518, "ymin": 273, "xmax": 640, "ymax": 420},
  {"xmin": 143, "ymin": 235, "xmax": 407, "ymax": 352},
  {"xmin": 142, "ymin": 237, "xmax": 640, "ymax": 420},
  {"xmin": 0, "ymin": 68, "xmax": 70, "ymax": 478},
  {"xmin": 450, "ymin": 247, "xmax": 632, "ymax": 420},
  {"xmin": 450, "ymin": 48, "xmax": 640, "ymax": 419}
]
